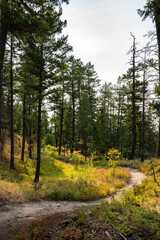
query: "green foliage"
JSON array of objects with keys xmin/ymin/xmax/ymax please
[
  {"xmin": 108, "ymin": 148, "xmax": 121, "ymax": 161},
  {"xmin": 128, "ymin": 158, "xmax": 160, "ymax": 210},
  {"xmin": 117, "ymin": 159, "xmax": 141, "ymax": 169},
  {"xmin": 71, "ymin": 200, "xmax": 160, "ymax": 240},
  {"xmin": 108, "ymin": 148, "xmax": 121, "ymax": 177},
  {"xmin": 43, "ymin": 145, "xmax": 58, "ymax": 154},
  {"xmin": 10, "ymin": 197, "xmax": 160, "ymax": 239},
  {"xmin": 143, "ymin": 158, "xmax": 159, "ymax": 174},
  {"xmin": 0, "ymin": 147, "xmax": 130, "ymax": 203},
  {"xmin": 88, "ymin": 152, "xmax": 94, "ymax": 167},
  {"xmin": 70, "ymin": 153, "xmax": 83, "ymax": 169},
  {"xmin": 56, "ymin": 154, "xmax": 71, "ymax": 163},
  {"xmin": 49, "ymin": 189, "xmax": 75, "ymax": 201}
]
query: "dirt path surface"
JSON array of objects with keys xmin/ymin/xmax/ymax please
[{"xmin": 0, "ymin": 168, "xmax": 146, "ymax": 239}]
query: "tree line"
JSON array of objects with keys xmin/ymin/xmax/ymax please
[{"xmin": 0, "ymin": 0, "xmax": 160, "ymax": 182}]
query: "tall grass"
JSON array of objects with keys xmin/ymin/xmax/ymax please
[{"xmin": 0, "ymin": 145, "xmax": 130, "ymax": 203}]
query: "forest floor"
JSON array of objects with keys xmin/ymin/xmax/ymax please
[{"xmin": 0, "ymin": 167, "xmax": 146, "ymax": 240}]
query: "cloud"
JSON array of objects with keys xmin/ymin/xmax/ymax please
[{"xmin": 62, "ymin": 0, "xmax": 154, "ymax": 84}]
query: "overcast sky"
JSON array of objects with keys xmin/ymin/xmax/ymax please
[{"xmin": 62, "ymin": 0, "xmax": 154, "ymax": 84}]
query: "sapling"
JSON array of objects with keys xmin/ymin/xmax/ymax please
[{"xmin": 108, "ymin": 148, "xmax": 121, "ymax": 177}]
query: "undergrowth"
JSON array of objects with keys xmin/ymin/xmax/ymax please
[
  {"xmin": 5, "ymin": 145, "xmax": 160, "ymax": 240},
  {"xmin": 0, "ymin": 145, "xmax": 130, "ymax": 203},
  {"xmin": 9, "ymin": 199, "xmax": 160, "ymax": 240},
  {"xmin": 111, "ymin": 158, "xmax": 160, "ymax": 212},
  {"xmin": 128, "ymin": 158, "xmax": 160, "ymax": 212},
  {"xmin": 68, "ymin": 199, "xmax": 160, "ymax": 240}
]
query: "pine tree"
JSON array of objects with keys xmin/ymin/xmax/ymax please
[{"xmin": 138, "ymin": 0, "xmax": 160, "ymax": 157}]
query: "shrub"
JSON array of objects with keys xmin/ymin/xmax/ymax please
[
  {"xmin": 74, "ymin": 200, "xmax": 160, "ymax": 240},
  {"xmin": 44, "ymin": 145, "xmax": 57, "ymax": 153},
  {"xmin": 108, "ymin": 148, "xmax": 121, "ymax": 161},
  {"xmin": 49, "ymin": 189, "xmax": 75, "ymax": 200},
  {"xmin": 108, "ymin": 148, "xmax": 121, "ymax": 177},
  {"xmin": 71, "ymin": 153, "xmax": 83, "ymax": 169}
]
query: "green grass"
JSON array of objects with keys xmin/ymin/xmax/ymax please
[
  {"xmin": 131, "ymin": 159, "xmax": 160, "ymax": 211},
  {"xmin": 117, "ymin": 159, "xmax": 142, "ymax": 169},
  {"xmin": 67, "ymin": 199, "xmax": 160, "ymax": 240},
  {"xmin": 5, "ymin": 145, "xmax": 160, "ymax": 240},
  {"xmin": 5, "ymin": 148, "xmax": 160, "ymax": 240},
  {"xmin": 101, "ymin": 158, "xmax": 160, "ymax": 212},
  {"xmin": 0, "ymin": 145, "xmax": 130, "ymax": 203},
  {"xmin": 38, "ymin": 157, "xmax": 130, "ymax": 201},
  {"xmin": 93, "ymin": 158, "xmax": 142, "ymax": 170}
]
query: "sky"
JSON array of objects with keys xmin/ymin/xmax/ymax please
[{"xmin": 62, "ymin": 0, "xmax": 154, "ymax": 84}]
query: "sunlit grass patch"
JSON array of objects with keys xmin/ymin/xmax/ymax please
[
  {"xmin": 0, "ymin": 146, "xmax": 130, "ymax": 203},
  {"xmin": 115, "ymin": 159, "xmax": 160, "ymax": 212},
  {"xmin": 44, "ymin": 164, "xmax": 130, "ymax": 201},
  {"xmin": 0, "ymin": 180, "xmax": 24, "ymax": 203}
]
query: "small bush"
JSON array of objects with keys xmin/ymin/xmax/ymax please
[
  {"xmin": 108, "ymin": 148, "xmax": 121, "ymax": 161},
  {"xmin": 71, "ymin": 153, "xmax": 83, "ymax": 169},
  {"xmin": 44, "ymin": 145, "xmax": 58, "ymax": 154},
  {"xmin": 49, "ymin": 189, "xmax": 75, "ymax": 200},
  {"xmin": 108, "ymin": 148, "xmax": 121, "ymax": 177}
]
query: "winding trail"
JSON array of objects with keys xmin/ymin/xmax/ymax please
[{"xmin": 0, "ymin": 168, "xmax": 146, "ymax": 239}]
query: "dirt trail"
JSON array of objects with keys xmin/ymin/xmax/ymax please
[{"xmin": 0, "ymin": 168, "xmax": 146, "ymax": 239}]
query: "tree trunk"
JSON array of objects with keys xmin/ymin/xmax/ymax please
[
  {"xmin": 34, "ymin": 46, "xmax": 43, "ymax": 183},
  {"xmin": 109, "ymin": 106, "xmax": 112, "ymax": 148},
  {"xmin": 141, "ymin": 62, "xmax": 146, "ymax": 162},
  {"xmin": 130, "ymin": 34, "xmax": 136, "ymax": 160},
  {"xmin": 55, "ymin": 125, "xmax": 58, "ymax": 148},
  {"xmin": 59, "ymin": 106, "xmax": 64, "ymax": 155},
  {"xmin": 0, "ymin": 4, "xmax": 8, "ymax": 152},
  {"xmin": 28, "ymin": 97, "xmax": 33, "ymax": 159},
  {"xmin": 0, "ymin": 71, "xmax": 4, "ymax": 154},
  {"xmin": 21, "ymin": 93, "xmax": 26, "ymax": 161},
  {"xmin": 82, "ymin": 125, "xmax": 87, "ymax": 161},
  {"xmin": 116, "ymin": 91, "xmax": 121, "ymax": 148},
  {"xmin": 148, "ymin": 104, "xmax": 151, "ymax": 159},
  {"xmin": 71, "ymin": 78, "xmax": 75, "ymax": 154},
  {"xmin": 156, "ymin": 120, "xmax": 160, "ymax": 159},
  {"xmin": 29, "ymin": 120, "xmax": 32, "ymax": 159},
  {"xmin": 59, "ymin": 80, "xmax": 64, "ymax": 155},
  {"xmin": 10, "ymin": 35, "xmax": 14, "ymax": 169},
  {"xmin": 34, "ymin": 76, "xmax": 42, "ymax": 183},
  {"xmin": 155, "ymin": 4, "xmax": 160, "ymax": 158}
]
